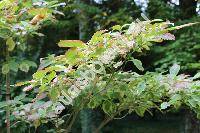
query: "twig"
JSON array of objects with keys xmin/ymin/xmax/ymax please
[
  {"xmin": 65, "ymin": 110, "xmax": 79, "ymax": 133},
  {"xmin": 94, "ymin": 108, "xmax": 127, "ymax": 133},
  {"xmin": 94, "ymin": 116, "xmax": 113, "ymax": 133},
  {"xmin": 5, "ymin": 46, "xmax": 11, "ymax": 133}
]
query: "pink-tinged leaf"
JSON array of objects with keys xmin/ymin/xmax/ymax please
[
  {"xmin": 23, "ymin": 85, "xmax": 33, "ymax": 92},
  {"xmin": 58, "ymin": 40, "xmax": 86, "ymax": 48},
  {"xmin": 160, "ymin": 33, "xmax": 175, "ymax": 40}
]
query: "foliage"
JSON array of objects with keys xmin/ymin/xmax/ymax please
[
  {"xmin": 0, "ymin": 0, "xmax": 65, "ymax": 132},
  {"xmin": 10, "ymin": 20, "xmax": 200, "ymax": 132},
  {"xmin": 145, "ymin": 0, "xmax": 199, "ymax": 75},
  {"xmin": 0, "ymin": 0, "xmax": 199, "ymax": 132},
  {"xmin": 0, "ymin": 0, "xmax": 64, "ymax": 74},
  {"xmin": 152, "ymin": 17, "xmax": 200, "ymax": 73}
]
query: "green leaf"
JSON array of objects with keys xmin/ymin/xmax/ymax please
[
  {"xmin": 49, "ymin": 88, "xmax": 60, "ymax": 101},
  {"xmin": 19, "ymin": 62, "xmax": 29, "ymax": 72},
  {"xmin": 135, "ymin": 106, "xmax": 146, "ymax": 117},
  {"xmin": 58, "ymin": 40, "xmax": 86, "ymax": 48},
  {"xmin": 193, "ymin": 72, "xmax": 200, "ymax": 80},
  {"xmin": 39, "ymin": 84, "xmax": 47, "ymax": 92},
  {"xmin": 33, "ymin": 70, "xmax": 47, "ymax": 80},
  {"xmin": 14, "ymin": 94, "xmax": 26, "ymax": 101},
  {"xmin": 18, "ymin": 43, "xmax": 26, "ymax": 51},
  {"xmin": 161, "ymin": 102, "xmax": 170, "ymax": 109},
  {"xmin": 47, "ymin": 71, "xmax": 56, "ymax": 83},
  {"xmin": 188, "ymin": 99, "xmax": 197, "ymax": 108},
  {"xmin": 6, "ymin": 37, "xmax": 15, "ymax": 51},
  {"xmin": 102, "ymin": 100, "xmax": 115, "ymax": 115},
  {"xmin": 197, "ymin": 113, "xmax": 200, "ymax": 119},
  {"xmin": 0, "ymin": 0, "xmax": 12, "ymax": 10},
  {"xmin": 90, "ymin": 30, "xmax": 105, "ymax": 44},
  {"xmin": 0, "ymin": 101, "xmax": 7, "ymax": 108},
  {"xmin": 169, "ymin": 64, "xmax": 180, "ymax": 76},
  {"xmin": 88, "ymin": 99, "xmax": 98, "ymax": 109},
  {"xmin": 24, "ymin": 60, "xmax": 37, "ymax": 68},
  {"xmin": 65, "ymin": 49, "xmax": 79, "ymax": 64},
  {"xmin": 112, "ymin": 25, "xmax": 122, "ymax": 31},
  {"xmin": 8, "ymin": 60, "xmax": 19, "ymax": 72},
  {"xmin": 136, "ymin": 82, "xmax": 146, "ymax": 95},
  {"xmin": 131, "ymin": 59, "xmax": 144, "ymax": 71},
  {"xmin": 8, "ymin": 59, "xmax": 19, "ymax": 72},
  {"xmin": 191, "ymin": 95, "xmax": 200, "ymax": 102},
  {"xmin": 38, "ymin": 56, "xmax": 54, "ymax": 70},
  {"xmin": 2, "ymin": 64, "xmax": 9, "ymax": 74},
  {"xmin": 28, "ymin": 8, "xmax": 50, "ymax": 16},
  {"xmin": 38, "ymin": 108, "xmax": 46, "ymax": 117},
  {"xmin": 169, "ymin": 94, "xmax": 181, "ymax": 104},
  {"xmin": 15, "ymin": 81, "xmax": 31, "ymax": 87},
  {"xmin": 0, "ymin": 28, "xmax": 10, "ymax": 39}
]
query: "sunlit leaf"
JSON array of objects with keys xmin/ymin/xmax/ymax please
[
  {"xmin": 112, "ymin": 25, "xmax": 121, "ymax": 31},
  {"xmin": 58, "ymin": 40, "xmax": 86, "ymax": 48},
  {"xmin": 65, "ymin": 48, "xmax": 80, "ymax": 64},
  {"xmin": 47, "ymin": 71, "xmax": 56, "ymax": 83},
  {"xmin": 15, "ymin": 81, "xmax": 30, "ymax": 87},
  {"xmin": 28, "ymin": 8, "xmax": 50, "ymax": 16},
  {"xmin": 0, "ymin": 0, "xmax": 12, "ymax": 10},
  {"xmin": 30, "ymin": 14, "xmax": 45, "ymax": 25},
  {"xmin": 33, "ymin": 70, "xmax": 47, "ymax": 80}
]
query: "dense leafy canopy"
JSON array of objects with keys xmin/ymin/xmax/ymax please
[
  {"xmin": 0, "ymin": 0, "xmax": 199, "ymax": 132},
  {"xmin": 11, "ymin": 20, "xmax": 200, "ymax": 132}
]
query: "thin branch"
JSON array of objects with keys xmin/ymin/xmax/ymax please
[
  {"xmin": 94, "ymin": 116, "xmax": 113, "ymax": 133},
  {"xmin": 94, "ymin": 108, "xmax": 127, "ymax": 133},
  {"xmin": 65, "ymin": 110, "xmax": 79, "ymax": 133},
  {"xmin": 5, "ymin": 46, "xmax": 11, "ymax": 133}
]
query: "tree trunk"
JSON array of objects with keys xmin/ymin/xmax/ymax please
[
  {"xmin": 80, "ymin": 109, "xmax": 95, "ymax": 133},
  {"xmin": 76, "ymin": 0, "xmax": 96, "ymax": 132},
  {"xmin": 179, "ymin": 0, "xmax": 197, "ymax": 19},
  {"xmin": 184, "ymin": 110, "xmax": 200, "ymax": 133},
  {"xmin": 77, "ymin": 0, "xmax": 90, "ymax": 41}
]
